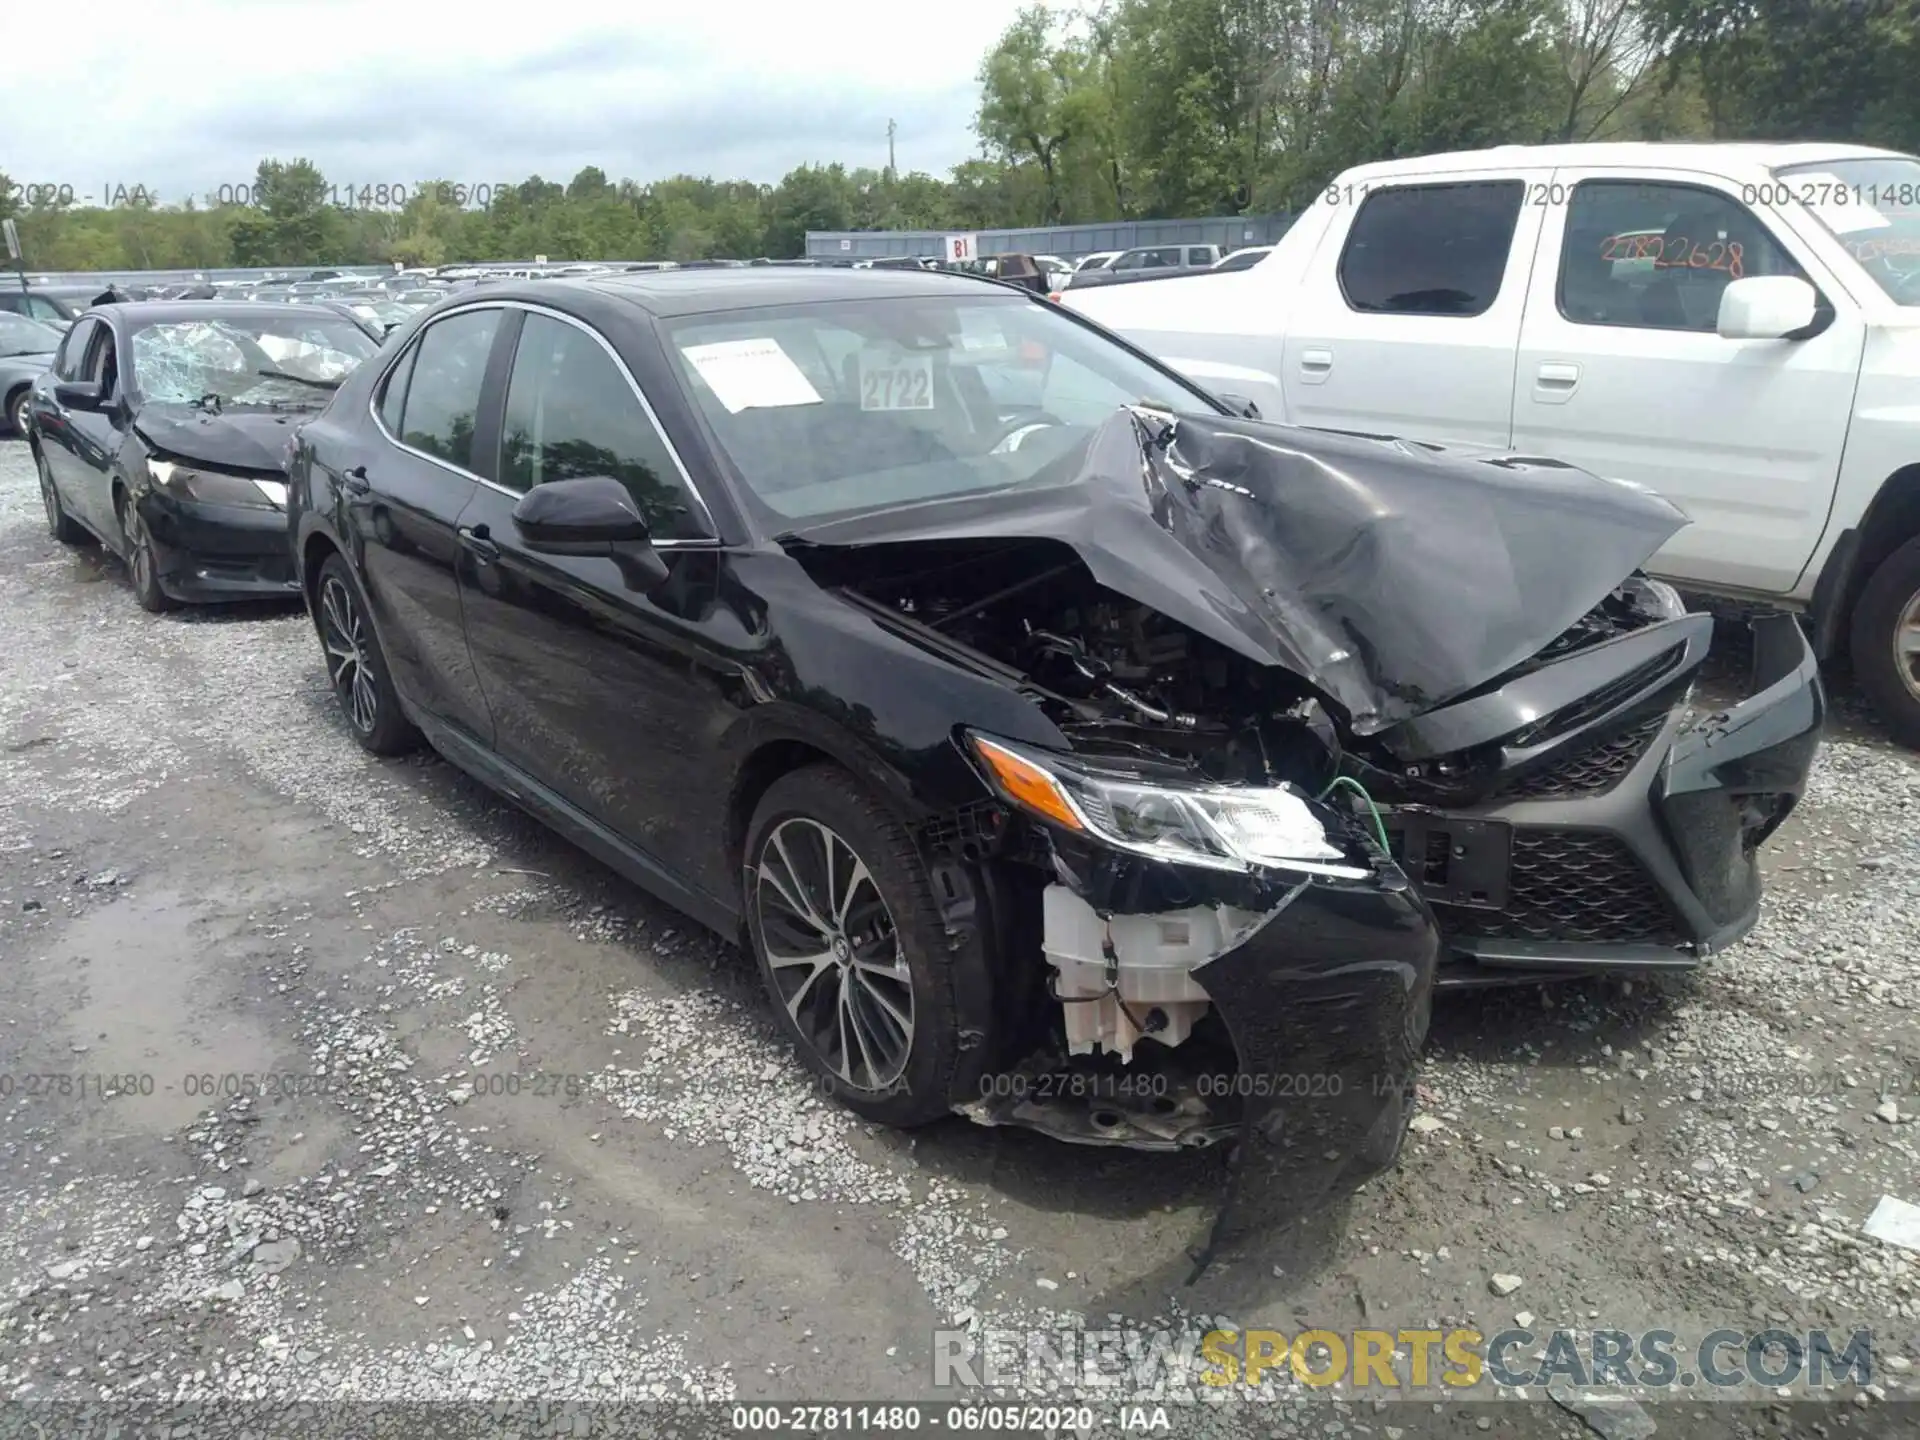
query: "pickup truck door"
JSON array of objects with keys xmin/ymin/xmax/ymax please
[
  {"xmin": 1278, "ymin": 170, "xmax": 1543, "ymax": 448},
  {"xmin": 1511, "ymin": 166, "xmax": 1865, "ymax": 594}
]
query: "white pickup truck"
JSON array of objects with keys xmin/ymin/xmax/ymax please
[{"xmin": 1062, "ymin": 141, "xmax": 1920, "ymax": 746}]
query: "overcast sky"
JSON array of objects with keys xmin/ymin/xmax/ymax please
[{"xmin": 3, "ymin": 0, "xmax": 1063, "ymax": 207}]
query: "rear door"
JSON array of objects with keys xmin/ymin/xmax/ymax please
[
  {"xmin": 352, "ymin": 305, "xmax": 502, "ymax": 740},
  {"xmin": 35, "ymin": 317, "xmax": 98, "ymax": 525},
  {"xmin": 1510, "ymin": 167, "xmax": 1865, "ymax": 593},
  {"xmin": 1279, "ymin": 172, "xmax": 1541, "ymax": 448}
]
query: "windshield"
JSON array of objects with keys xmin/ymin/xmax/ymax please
[
  {"xmin": 1774, "ymin": 156, "xmax": 1920, "ymax": 304},
  {"xmin": 0, "ymin": 312, "xmax": 62, "ymax": 357},
  {"xmin": 662, "ymin": 293, "xmax": 1217, "ymax": 526},
  {"xmin": 131, "ymin": 316, "xmax": 379, "ymax": 407}
]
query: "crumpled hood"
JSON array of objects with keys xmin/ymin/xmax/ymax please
[
  {"xmin": 134, "ymin": 404, "xmax": 312, "ymax": 474},
  {"xmin": 784, "ymin": 409, "xmax": 1689, "ymax": 735}
]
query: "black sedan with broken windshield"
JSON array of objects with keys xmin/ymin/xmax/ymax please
[
  {"xmin": 287, "ymin": 269, "xmax": 1822, "ymax": 1250},
  {"xmin": 25, "ymin": 302, "xmax": 380, "ymax": 611}
]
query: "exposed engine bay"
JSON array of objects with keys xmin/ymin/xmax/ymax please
[{"xmin": 819, "ymin": 537, "xmax": 1335, "ymax": 786}]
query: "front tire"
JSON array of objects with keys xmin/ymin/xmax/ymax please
[
  {"xmin": 36, "ymin": 448, "xmax": 85, "ymax": 545},
  {"xmin": 315, "ymin": 553, "xmax": 418, "ymax": 755},
  {"xmin": 6, "ymin": 388, "xmax": 29, "ymax": 439},
  {"xmin": 1849, "ymin": 534, "xmax": 1920, "ymax": 749},
  {"xmin": 117, "ymin": 492, "xmax": 174, "ymax": 613},
  {"xmin": 744, "ymin": 765, "xmax": 976, "ymax": 1128}
]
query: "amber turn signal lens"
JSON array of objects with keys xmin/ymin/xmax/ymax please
[{"xmin": 970, "ymin": 737, "xmax": 1085, "ymax": 833}]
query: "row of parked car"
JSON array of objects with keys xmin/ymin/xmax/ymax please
[{"xmin": 7, "ymin": 256, "xmax": 1822, "ymax": 1249}]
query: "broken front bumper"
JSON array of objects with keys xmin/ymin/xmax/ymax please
[
  {"xmin": 1378, "ymin": 614, "xmax": 1824, "ymax": 980},
  {"xmin": 957, "ymin": 810, "xmax": 1442, "ymax": 1261},
  {"xmin": 1191, "ymin": 865, "xmax": 1438, "ymax": 1255}
]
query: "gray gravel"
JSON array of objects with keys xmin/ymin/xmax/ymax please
[{"xmin": 1, "ymin": 437, "xmax": 1917, "ymax": 1438}]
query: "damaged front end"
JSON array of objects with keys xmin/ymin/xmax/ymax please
[
  {"xmin": 780, "ymin": 406, "xmax": 1822, "ymax": 1260},
  {"xmin": 957, "ymin": 734, "xmax": 1439, "ymax": 1264},
  {"xmin": 795, "ymin": 530, "xmax": 1445, "ymax": 1263}
]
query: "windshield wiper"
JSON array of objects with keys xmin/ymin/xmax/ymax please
[{"xmin": 255, "ymin": 368, "xmax": 342, "ymax": 391}]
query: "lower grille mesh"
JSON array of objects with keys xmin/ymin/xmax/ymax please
[{"xmin": 1433, "ymin": 829, "xmax": 1684, "ymax": 946}]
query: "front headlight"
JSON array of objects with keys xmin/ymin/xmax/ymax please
[
  {"xmin": 149, "ymin": 459, "xmax": 286, "ymax": 510},
  {"xmin": 1620, "ymin": 574, "xmax": 1687, "ymax": 621},
  {"xmin": 966, "ymin": 732, "xmax": 1368, "ymax": 879}
]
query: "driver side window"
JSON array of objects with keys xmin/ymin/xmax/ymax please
[
  {"xmin": 55, "ymin": 319, "xmax": 97, "ymax": 380},
  {"xmin": 1558, "ymin": 180, "xmax": 1806, "ymax": 332},
  {"xmin": 499, "ymin": 313, "xmax": 710, "ymax": 540}
]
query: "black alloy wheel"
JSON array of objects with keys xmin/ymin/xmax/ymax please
[
  {"xmin": 36, "ymin": 448, "xmax": 84, "ymax": 544},
  {"xmin": 316, "ymin": 553, "xmax": 417, "ymax": 755},
  {"xmin": 117, "ymin": 492, "xmax": 174, "ymax": 612},
  {"xmin": 757, "ymin": 814, "xmax": 916, "ymax": 1091},
  {"xmin": 744, "ymin": 765, "xmax": 985, "ymax": 1126}
]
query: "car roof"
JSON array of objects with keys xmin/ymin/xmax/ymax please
[
  {"xmin": 1341, "ymin": 140, "xmax": 1911, "ymax": 184},
  {"xmin": 89, "ymin": 300, "xmax": 371, "ymax": 327},
  {"xmin": 454, "ymin": 266, "xmax": 1031, "ymax": 319}
]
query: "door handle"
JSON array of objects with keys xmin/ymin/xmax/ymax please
[
  {"xmin": 1299, "ymin": 347, "xmax": 1333, "ymax": 373},
  {"xmin": 1533, "ymin": 361, "xmax": 1580, "ymax": 406},
  {"xmin": 342, "ymin": 465, "xmax": 370, "ymax": 496},
  {"xmin": 459, "ymin": 523, "xmax": 499, "ymax": 563}
]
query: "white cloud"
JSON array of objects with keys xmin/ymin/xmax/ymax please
[{"xmin": 2, "ymin": 0, "xmax": 1065, "ymax": 204}]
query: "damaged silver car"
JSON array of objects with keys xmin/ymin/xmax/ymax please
[{"xmin": 286, "ymin": 270, "xmax": 1825, "ymax": 1254}]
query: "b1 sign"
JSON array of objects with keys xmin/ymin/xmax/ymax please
[{"xmin": 945, "ymin": 233, "xmax": 977, "ymax": 264}]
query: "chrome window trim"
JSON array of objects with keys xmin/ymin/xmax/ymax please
[{"xmin": 365, "ymin": 298, "xmax": 721, "ymax": 545}]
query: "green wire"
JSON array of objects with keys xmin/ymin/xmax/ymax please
[{"xmin": 1316, "ymin": 773, "xmax": 1391, "ymax": 854}]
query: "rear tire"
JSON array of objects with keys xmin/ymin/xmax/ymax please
[
  {"xmin": 744, "ymin": 765, "xmax": 982, "ymax": 1128},
  {"xmin": 1848, "ymin": 534, "xmax": 1920, "ymax": 749},
  {"xmin": 6, "ymin": 388, "xmax": 29, "ymax": 439},
  {"xmin": 315, "ymin": 553, "xmax": 418, "ymax": 755},
  {"xmin": 36, "ymin": 448, "xmax": 85, "ymax": 545}
]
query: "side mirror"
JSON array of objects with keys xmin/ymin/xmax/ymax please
[
  {"xmin": 1717, "ymin": 276, "xmax": 1818, "ymax": 340},
  {"xmin": 511, "ymin": 475, "xmax": 668, "ymax": 592},
  {"xmin": 55, "ymin": 379, "xmax": 105, "ymax": 411}
]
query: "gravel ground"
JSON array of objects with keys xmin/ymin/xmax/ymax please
[{"xmin": 0, "ymin": 436, "xmax": 1916, "ymax": 1439}]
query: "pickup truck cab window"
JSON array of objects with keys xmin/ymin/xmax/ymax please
[
  {"xmin": 1338, "ymin": 180, "xmax": 1525, "ymax": 317},
  {"xmin": 1558, "ymin": 180, "xmax": 1806, "ymax": 331}
]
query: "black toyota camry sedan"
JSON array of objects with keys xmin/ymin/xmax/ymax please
[
  {"xmin": 25, "ymin": 302, "xmax": 380, "ymax": 610},
  {"xmin": 287, "ymin": 268, "xmax": 1822, "ymax": 1241}
]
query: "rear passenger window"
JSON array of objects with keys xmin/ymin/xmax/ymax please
[
  {"xmin": 1338, "ymin": 181, "xmax": 1525, "ymax": 317},
  {"xmin": 396, "ymin": 309, "xmax": 500, "ymax": 471},
  {"xmin": 1558, "ymin": 181, "xmax": 1806, "ymax": 331},
  {"xmin": 377, "ymin": 344, "xmax": 417, "ymax": 435},
  {"xmin": 500, "ymin": 313, "xmax": 710, "ymax": 540},
  {"xmin": 1186, "ymin": 247, "xmax": 1212, "ymax": 265}
]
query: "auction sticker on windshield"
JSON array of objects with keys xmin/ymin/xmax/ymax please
[
  {"xmin": 681, "ymin": 337, "xmax": 823, "ymax": 414},
  {"xmin": 859, "ymin": 345, "xmax": 934, "ymax": 411}
]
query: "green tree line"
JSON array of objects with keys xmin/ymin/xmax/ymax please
[{"xmin": 4, "ymin": 0, "xmax": 1917, "ymax": 273}]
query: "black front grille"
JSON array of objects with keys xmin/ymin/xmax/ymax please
[
  {"xmin": 1496, "ymin": 711, "xmax": 1667, "ymax": 800},
  {"xmin": 1432, "ymin": 829, "xmax": 1685, "ymax": 946}
]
